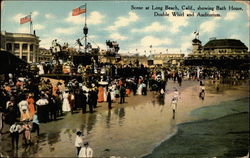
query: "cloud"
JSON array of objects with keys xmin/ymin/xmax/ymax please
[
  {"xmin": 109, "ymin": 33, "xmax": 128, "ymax": 40},
  {"xmin": 140, "ymin": 36, "xmax": 172, "ymax": 47},
  {"xmin": 229, "ymin": 34, "xmax": 241, "ymax": 39},
  {"xmin": 32, "ymin": 11, "xmax": 39, "ymax": 18},
  {"xmin": 182, "ymin": 33, "xmax": 196, "ymax": 41},
  {"xmin": 16, "ymin": 24, "xmax": 45, "ymax": 33},
  {"xmin": 199, "ymin": 10, "xmax": 223, "ymax": 35},
  {"xmin": 39, "ymin": 36, "xmax": 59, "ymax": 49},
  {"xmin": 65, "ymin": 12, "xmax": 84, "ymax": 24},
  {"xmin": 88, "ymin": 35, "xmax": 98, "ymax": 39},
  {"xmin": 54, "ymin": 27, "xmax": 77, "ymax": 34},
  {"xmin": 106, "ymin": 11, "xmax": 139, "ymax": 31},
  {"xmin": 34, "ymin": 24, "xmax": 45, "ymax": 30},
  {"xmin": 16, "ymin": 27, "xmax": 29, "ymax": 33},
  {"xmin": 65, "ymin": 11, "xmax": 104, "ymax": 25},
  {"xmin": 95, "ymin": 43, "xmax": 106, "ymax": 50},
  {"xmin": 13, "ymin": 13, "xmax": 26, "ymax": 23},
  {"xmin": 224, "ymin": 12, "xmax": 239, "ymax": 21},
  {"xmin": 13, "ymin": 11, "xmax": 39, "ymax": 23},
  {"xmin": 39, "ymin": 35, "xmax": 76, "ymax": 49},
  {"xmin": 131, "ymin": 22, "xmax": 165, "ymax": 33},
  {"xmin": 165, "ymin": 10, "xmax": 192, "ymax": 33},
  {"xmin": 180, "ymin": 42, "xmax": 192, "ymax": 52},
  {"xmin": 88, "ymin": 11, "xmax": 105, "ymax": 25},
  {"xmin": 199, "ymin": 20, "xmax": 217, "ymax": 34},
  {"xmin": 233, "ymin": 0, "xmax": 250, "ymax": 20},
  {"xmin": 45, "ymin": 13, "xmax": 56, "ymax": 19}
]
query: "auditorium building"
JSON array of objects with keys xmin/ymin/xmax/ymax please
[
  {"xmin": 188, "ymin": 38, "xmax": 249, "ymax": 59},
  {"xmin": 186, "ymin": 38, "xmax": 249, "ymax": 68}
]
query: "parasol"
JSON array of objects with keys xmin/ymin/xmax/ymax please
[{"xmin": 98, "ymin": 81, "xmax": 108, "ymax": 86}]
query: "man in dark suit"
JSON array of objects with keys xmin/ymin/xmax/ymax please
[
  {"xmin": 82, "ymin": 91, "xmax": 87, "ymax": 114},
  {"xmin": 88, "ymin": 90, "xmax": 94, "ymax": 113},
  {"xmin": 120, "ymin": 85, "xmax": 126, "ymax": 104},
  {"xmin": 107, "ymin": 89, "xmax": 112, "ymax": 110}
]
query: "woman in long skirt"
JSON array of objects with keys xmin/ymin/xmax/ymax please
[
  {"xmin": 137, "ymin": 84, "xmax": 143, "ymax": 95},
  {"xmin": 62, "ymin": 90, "xmax": 71, "ymax": 112},
  {"xmin": 27, "ymin": 94, "xmax": 36, "ymax": 118},
  {"xmin": 97, "ymin": 86, "xmax": 104, "ymax": 103}
]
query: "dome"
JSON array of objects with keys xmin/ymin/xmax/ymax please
[
  {"xmin": 192, "ymin": 38, "xmax": 201, "ymax": 44},
  {"xmin": 203, "ymin": 39, "xmax": 248, "ymax": 50}
]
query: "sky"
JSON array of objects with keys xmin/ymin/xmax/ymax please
[{"xmin": 1, "ymin": 1, "xmax": 249, "ymax": 56}]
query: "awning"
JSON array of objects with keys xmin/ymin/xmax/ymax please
[{"xmin": 0, "ymin": 51, "xmax": 28, "ymax": 73}]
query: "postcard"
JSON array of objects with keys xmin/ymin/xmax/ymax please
[{"xmin": 0, "ymin": 0, "xmax": 249, "ymax": 158}]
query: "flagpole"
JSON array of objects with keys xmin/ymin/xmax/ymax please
[
  {"xmin": 30, "ymin": 12, "xmax": 33, "ymax": 34},
  {"xmin": 85, "ymin": 3, "xmax": 87, "ymax": 26},
  {"xmin": 84, "ymin": 3, "xmax": 87, "ymax": 53}
]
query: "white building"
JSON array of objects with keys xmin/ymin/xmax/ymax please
[{"xmin": 1, "ymin": 31, "xmax": 40, "ymax": 63}]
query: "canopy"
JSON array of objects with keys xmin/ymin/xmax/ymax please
[{"xmin": 0, "ymin": 51, "xmax": 28, "ymax": 74}]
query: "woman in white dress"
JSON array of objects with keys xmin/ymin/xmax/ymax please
[
  {"xmin": 137, "ymin": 84, "xmax": 143, "ymax": 95},
  {"xmin": 37, "ymin": 64, "xmax": 44, "ymax": 75},
  {"xmin": 62, "ymin": 89, "xmax": 71, "ymax": 112},
  {"xmin": 103, "ymin": 87, "xmax": 107, "ymax": 102},
  {"xmin": 111, "ymin": 85, "xmax": 116, "ymax": 101}
]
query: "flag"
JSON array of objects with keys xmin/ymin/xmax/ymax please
[
  {"xmin": 72, "ymin": 5, "xmax": 86, "ymax": 16},
  {"xmin": 20, "ymin": 15, "xmax": 31, "ymax": 24}
]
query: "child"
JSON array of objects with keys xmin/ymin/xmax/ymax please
[
  {"xmin": 75, "ymin": 131, "xmax": 84, "ymax": 156},
  {"xmin": 79, "ymin": 142, "xmax": 93, "ymax": 158},
  {"xmin": 9, "ymin": 121, "xmax": 22, "ymax": 149},
  {"xmin": 22, "ymin": 121, "xmax": 32, "ymax": 145},
  {"xmin": 32, "ymin": 112, "xmax": 40, "ymax": 136},
  {"xmin": 199, "ymin": 89, "xmax": 205, "ymax": 100},
  {"xmin": 199, "ymin": 84, "xmax": 205, "ymax": 100},
  {"xmin": 173, "ymin": 89, "xmax": 180, "ymax": 101},
  {"xmin": 171, "ymin": 98, "xmax": 177, "ymax": 119}
]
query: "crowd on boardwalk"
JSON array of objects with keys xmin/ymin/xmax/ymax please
[{"xmin": 0, "ymin": 63, "xmax": 248, "ymax": 156}]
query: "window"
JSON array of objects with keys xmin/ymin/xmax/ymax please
[
  {"xmin": 6, "ymin": 43, "xmax": 12, "ymax": 51},
  {"xmin": 30, "ymin": 54, "xmax": 33, "ymax": 61},
  {"xmin": 30, "ymin": 44, "xmax": 33, "ymax": 51},
  {"xmin": 22, "ymin": 56, "xmax": 27, "ymax": 61},
  {"xmin": 14, "ymin": 43, "xmax": 19, "ymax": 50},
  {"xmin": 23, "ymin": 44, "xmax": 28, "ymax": 51}
]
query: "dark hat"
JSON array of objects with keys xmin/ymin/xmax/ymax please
[
  {"xmin": 76, "ymin": 131, "xmax": 82, "ymax": 136},
  {"xmin": 84, "ymin": 142, "xmax": 89, "ymax": 146}
]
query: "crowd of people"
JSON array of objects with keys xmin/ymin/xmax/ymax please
[
  {"xmin": 0, "ymin": 64, "xmax": 167, "ymax": 151},
  {"xmin": 0, "ymin": 63, "xmax": 248, "ymax": 156}
]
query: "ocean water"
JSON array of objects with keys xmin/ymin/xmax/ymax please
[{"xmin": 144, "ymin": 97, "xmax": 249, "ymax": 158}]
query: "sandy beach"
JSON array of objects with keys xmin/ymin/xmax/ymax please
[{"xmin": 0, "ymin": 79, "xmax": 249, "ymax": 157}]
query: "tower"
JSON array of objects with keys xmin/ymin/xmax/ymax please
[{"xmin": 192, "ymin": 38, "xmax": 202, "ymax": 54}]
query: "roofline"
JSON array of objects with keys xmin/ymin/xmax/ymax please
[{"xmin": 1, "ymin": 31, "xmax": 39, "ymax": 38}]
